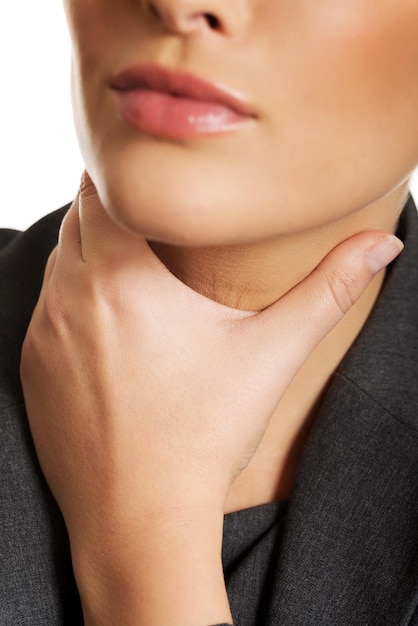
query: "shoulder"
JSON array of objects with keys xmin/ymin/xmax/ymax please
[
  {"xmin": 0, "ymin": 204, "xmax": 82, "ymax": 623},
  {"xmin": 0, "ymin": 204, "xmax": 69, "ymax": 269},
  {"xmin": 338, "ymin": 195, "xmax": 418, "ymax": 426},
  {"xmin": 0, "ymin": 228, "xmax": 20, "ymax": 250},
  {"xmin": 0, "ymin": 204, "xmax": 70, "ymax": 409}
]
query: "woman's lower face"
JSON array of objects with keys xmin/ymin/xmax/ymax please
[{"xmin": 63, "ymin": 0, "xmax": 418, "ymax": 247}]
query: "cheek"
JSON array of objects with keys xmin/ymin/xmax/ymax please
[
  {"xmin": 306, "ymin": 2, "xmax": 418, "ymax": 125},
  {"xmin": 64, "ymin": 0, "xmax": 418, "ymax": 245},
  {"xmin": 262, "ymin": 1, "xmax": 418, "ymax": 197},
  {"xmin": 336, "ymin": 6, "xmax": 418, "ymax": 176}
]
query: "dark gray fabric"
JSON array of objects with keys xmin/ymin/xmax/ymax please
[
  {"xmin": 266, "ymin": 204, "xmax": 418, "ymax": 626},
  {"xmin": 223, "ymin": 502, "xmax": 287, "ymax": 625},
  {"xmin": 0, "ymin": 206, "xmax": 82, "ymax": 624},
  {"xmin": 1, "ymin": 198, "xmax": 418, "ymax": 625}
]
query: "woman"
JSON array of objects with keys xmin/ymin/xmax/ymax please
[{"xmin": 1, "ymin": 0, "xmax": 418, "ymax": 624}]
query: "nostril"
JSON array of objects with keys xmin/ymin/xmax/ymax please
[
  {"xmin": 147, "ymin": 3, "xmax": 221, "ymax": 33},
  {"xmin": 204, "ymin": 13, "xmax": 220, "ymax": 30}
]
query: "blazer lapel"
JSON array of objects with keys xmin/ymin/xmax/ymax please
[{"xmin": 267, "ymin": 197, "xmax": 418, "ymax": 625}]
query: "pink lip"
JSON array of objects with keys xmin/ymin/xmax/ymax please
[{"xmin": 110, "ymin": 63, "xmax": 257, "ymax": 139}]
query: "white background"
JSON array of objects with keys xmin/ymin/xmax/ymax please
[
  {"xmin": 0, "ymin": 3, "xmax": 83, "ymax": 230},
  {"xmin": 1, "ymin": 2, "xmax": 417, "ymax": 230}
]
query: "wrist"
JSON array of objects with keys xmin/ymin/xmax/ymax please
[{"xmin": 72, "ymin": 509, "xmax": 232, "ymax": 626}]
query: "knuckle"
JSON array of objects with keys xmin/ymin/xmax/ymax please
[
  {"xmin": 29, "ymin": 250, "xmax": 75, "ymax": 336},
  {"xmin": 41, "ymin": 280, "xmax": 73, "ymax": 336},
  {"xmin": 324, "ymin": 267, "xmax": 360, "ymax": 315}
]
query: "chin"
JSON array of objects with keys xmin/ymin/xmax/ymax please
[
  {"xmin": 82, "ymin": 127, "xmax": 410, "ymax": 249},
  {"xmin": 87, "ymin": 152, "xmax": 277, "ymax": 248},
  {"xmin": 97, "ymin": 186, "xmax": 250, "ymax": 247}
]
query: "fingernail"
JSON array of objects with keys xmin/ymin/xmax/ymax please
[
  {"xmin": 366, "ymin": 235, "xmax": 404, "ymax": 273},
  {"xmin": 79, "ymin": 171, "xmax": 96, "ymax": 198},
  {"xmin": 80, "ymin": 170, "xmax": 88, "ymax": 192}
]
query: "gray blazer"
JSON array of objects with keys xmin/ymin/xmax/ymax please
[{"xmin": 0, "ymin": 197, "xmax": 417, "ymax": 625}]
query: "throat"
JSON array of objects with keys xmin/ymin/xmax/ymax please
[
  {"xmin": 149, "ymin": 235, "xmax": 325, "ymax": 312},
  {"xmin": 148, "ymin": 195, "xmax": 401, "ymax": 513},
  {"xmin": 150, "ymin": 235, "xmax": 387, "ymax": 514},
  {"xmin": 224, "ymin": 267, "xmax": 386, "ymax": 513}
]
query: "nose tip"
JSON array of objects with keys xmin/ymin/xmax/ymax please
[{"xmin": 144, "ymin": 0, "xmax": 250, "ymax": 39}]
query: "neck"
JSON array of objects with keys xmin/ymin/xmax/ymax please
[
  {"xmin": 151, "ymin": 187, "xmax": 407, "ymax": 312},
  {"xmin": 151, "ymin": 185, "xmax": 409, "ymax": 512}
]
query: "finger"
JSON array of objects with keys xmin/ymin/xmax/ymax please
[
  {"xmin": 77, "ymin": 171, "xmax": 152, "ymax": 266},
  {"xmin": 56, "ymin": 195, "xmax": 83, "ymax": 263},
  {"xmin": 53, "ymin": 173, "xmax": 218, "ymax": 310},
  {"xmin": 252, "ymin": 231, "xmax": 403, "ymax": 364}
]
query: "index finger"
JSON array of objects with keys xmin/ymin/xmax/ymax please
[{"xmin": 77, "ymin": 171, "xmax": 152, "ymax": 268}]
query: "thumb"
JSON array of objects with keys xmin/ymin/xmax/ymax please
[{"xmin": 252, "ymin": 231, "xmax": 403, "ymax": 363}]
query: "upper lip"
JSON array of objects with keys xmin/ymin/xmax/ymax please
[{"xmin": 110, "ymin": 63, "xmax": 257, "ymax": 118}]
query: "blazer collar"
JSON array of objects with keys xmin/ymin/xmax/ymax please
[{"xmin": 268, "ymin": 197, "xmax": 418, "ymax": 624}]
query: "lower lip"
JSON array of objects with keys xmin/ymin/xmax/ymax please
[{"xmin": 113, "ymin": 89, "xmax": 252, "ymax": 139}]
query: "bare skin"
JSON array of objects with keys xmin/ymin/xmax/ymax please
[
  {"xmin": 61, "ymin": 0, "xmax": 418, "ymax": 509},
  {"xmin": 152, "ymin": 185, "xmax": 408, "ymax": 512},
  {"xmin": 20, "ymin": 0, "xmax": 418, "ymax": 623},
  {"xmin": 21, "ymin": 178, "xmax": 403, "ymax": 625}
]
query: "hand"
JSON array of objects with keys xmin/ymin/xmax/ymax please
[{"xmin": 20, "ymin": 172, "xmax": 402, "ymax": 625}]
